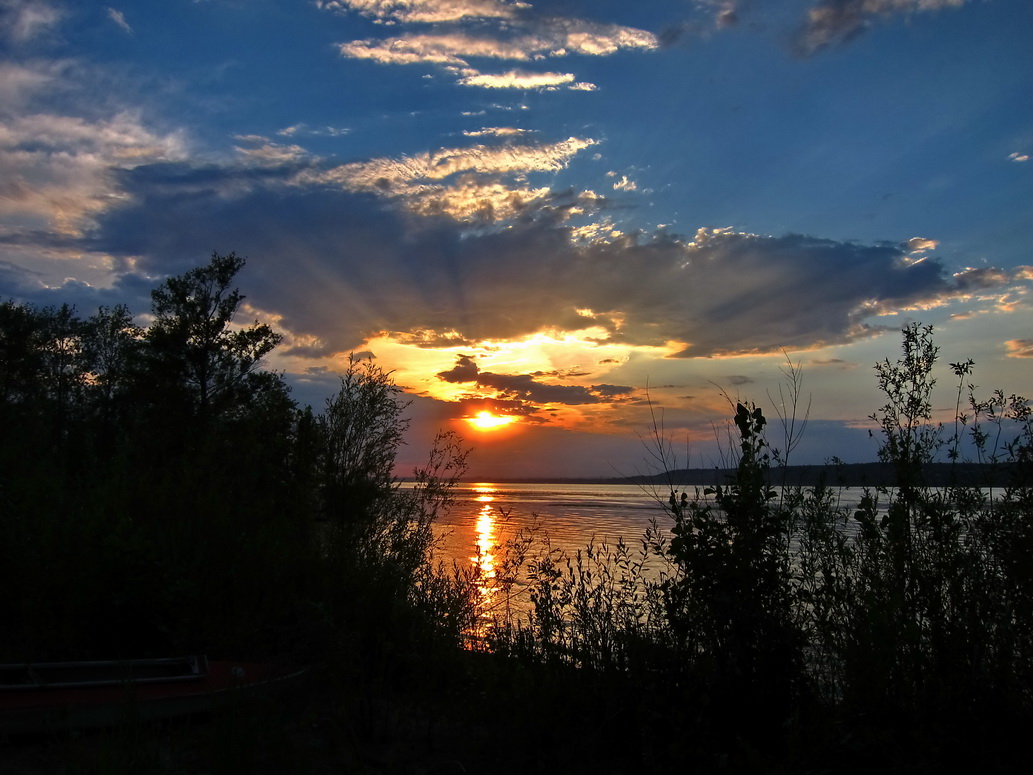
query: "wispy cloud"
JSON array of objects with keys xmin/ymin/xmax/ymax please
[
  {"xmin": 610, "ymin": 173, "xmax": 637, "ymax": 192},
  {"xmin": 0, "ymin": 60, "xmax": 59, "ymax": 106},
  {"xmin": 457, "ymin": 69, "xmax": 578, "ymax": 90},
  {"xmin": 906, "ymin": 236, "xmax": 938, "ymax": 253},
  {"xmin": 463, "ymin": 127, "xmax": 532, "ymax": 137},
  {"xmin": 296, "ymin": 136, "xmax": 598, "ymax": 220},
  {"xmin": 1, "ymin": 0, "xmax": 62, "ymax": 44},
  {"xmin": 317, "ymin": 0, "xmax": 526, "ymax": 25},
  {"xmin": 794, "ymin": 0, "xmax": 967, "ymax": 56},
  {"xmin": 332, "ymin": 1, "xmax": 658, "ymax": 91},
  {"xmin": 233, "ymin": 135, "xmax": 309, "ymax": 163},
  {"xmin": 339, "ymin": 32, "xmax": 522, "ymax": 66},
  {"xmin": 278, "ymin": 123, "xmax": 351, "ymax": 138},
  {"xmin": 339, "ymin": 23, "xmax": 657, "ymax": 66},
  {"xmin": 1005, "ymin": 339, "xmax": 1033, "ymax": 358},
  {"xmin": 320, "ymin": 136, "xmax": 597, "ymax": 182},
  {"xmin": 714, "ymin": 1, "xmax": 740, "ymax": 28},
  {"xmin": 106, "ymin": 7, "xmax": 131, "ymax": 34}
]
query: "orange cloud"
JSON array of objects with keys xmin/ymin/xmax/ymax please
[{"xmin": 1005, "ymin": 339, "xmax": 1033, "ymax": 358}]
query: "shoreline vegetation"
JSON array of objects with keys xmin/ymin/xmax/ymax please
[{"xmin": 3, "ymin": 254, "xmax": 1032, "ymax": 773}]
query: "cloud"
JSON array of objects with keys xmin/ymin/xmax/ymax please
[
  {"xmin": 950, "ymin": 266, "xmax": 1011, "ymax": 292},
  {"xmin": 317, "ymin": 0, "xmax": 526, "ymax": 25},
  {"xmin": 611, "ymin": 174, "xmax": 637, "ymax": 192},
  {"xmin": 277, "ymin": 123, "xmax": 350, "ymax": 138},
  {"xmin": 1005, "ymin": 339, "xmax": 1033, "ymax": 358},
  {"xmin": 437, "ymin": 354, "xmax": 482, "ymax": 382},
  {"xmin": 339, "ymin": 32, "xmax": 520, "ymax": 66},
  {"xmin": 339, "ymin": 22, "xmax": 656, "ymax": 67},
  {"xmin": 457, "ymin": 68, "xmax": 577, "ymax": 90},
  {"xmin": 1, "ymin": 0, "xmax": 61, "ymax": 44},
  {"xmin": 463, "ymin": 127, "xmax": 532, "ymax": 137},
  {"xmin": 106, "ymin": 7, "xmax": 131, "ymax": 33},
  {"xmin": 0, "ymin": 110, "xmax": 187, "ymax": 235},
  {"xmin": 592, "ymin": 383, "xmax": 635, "ymax": 398},
  {"xmin": 296, "ymin": 136, "xmax": 598, "ymax": 221},
  {"xmin": 0, "ymin": 252, "xmax": 157, "ymax": 318},
  {"xmin": 0, "ymin": 34, "xmax": 187, "ymax": 241},
  {"xmin": 726, "ymin": 375, "xmax": 754, "ymax": 386},
  {"xmin": 0, "ymin": 60, "xmax": 58, "ymax": 107},
  {"xmin": 436, "ymin": 352, "xmax": 634, "ymax": 413},
  {"xmin": 546, "ymin": 18, "xmax": 659, "ymax": 56},
  {"xmin": 794, "ymin": 0, "xmax": 967, "ymax": 57},
  {"xmin": 476, "ymin": 371, "xmax": 624, "ymax": 406},
  {"xmin": 335, "ymin": 11, "xmax": 657, "ymax": 90},
  {"xmin": 233, "ymin": 135, "xmax": 310, "ymax": 164},
  {"xmin": 308, "ymin": 136, "xmax": 596, "ymax": 186},
  {"xmin": 716, "ymin": 3, "xmax": 740, "ymax": 28},
  {"xmin": 45, "ymin": 158, "xmax": 1025, "ymax": 370},
  {"xmin": 906, "ymin": 236, "xmax": 937, "ymax": 253},
  {"xmin": 812, "ymin": 358, "xmax": 857, "ymax": 369}
]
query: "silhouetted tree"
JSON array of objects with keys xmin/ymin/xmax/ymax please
[
  {"xmin": 320, "ymin": 354, "xmax": 410, "ymax": 542},
  {"xmin": 144, "ymin": 251, "xmax": 282, "ymax": 430}
]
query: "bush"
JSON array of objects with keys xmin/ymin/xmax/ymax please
[{"xmin": 482, "ymin": 322, "xmax": 1033, "ymax": 771}]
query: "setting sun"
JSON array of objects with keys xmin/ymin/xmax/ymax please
[{"xmin": 466, "ymin": 411, "xmax": 517, "ymax": 432}]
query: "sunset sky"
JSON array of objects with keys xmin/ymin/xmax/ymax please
[{"xmin": 2, "ymin": 0, "xmax": 1031, "ymax": 478}]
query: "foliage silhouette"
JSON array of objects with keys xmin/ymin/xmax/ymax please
[
  {"xmin": 0, "ymin": 253, "xmax": 472, "ymax": 667},
  {"xmin": 478, "ymin": 322, "xmax": 1033, "ymax": 771},
  {"xmin": 4, "ymin": 274, "xmax": 1033, "ymax": 772}
]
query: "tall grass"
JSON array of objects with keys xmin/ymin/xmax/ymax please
[{"xmin": 473, "ymin": 323, "xmax": 1033, "ymax": 770}]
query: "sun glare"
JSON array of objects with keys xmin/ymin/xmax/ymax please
[{"xmin": 467, "ymin": 411, "xmax": 516, "ymax": 431}]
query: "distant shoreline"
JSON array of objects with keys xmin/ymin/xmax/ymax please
[{"xmin": 464, "ymin": 462, "xmax": 1021, "ymax": 488}]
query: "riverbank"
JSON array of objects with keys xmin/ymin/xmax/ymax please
[{"xmin": 4, "ymin": 645, "xmax": 1030, "ymax": 775}]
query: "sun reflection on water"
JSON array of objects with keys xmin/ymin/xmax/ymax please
[
  {"xmin": 474, "ymin": 503, "xmax": 496, "ymax": 576},
  {"xmin": 470, "ymin": 486, "xmax": 500, "ymax": 619}
]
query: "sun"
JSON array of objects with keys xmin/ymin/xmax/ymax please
[{"xmin": 466, "ymin": 411, "xmax": 517, "ymax": 432}]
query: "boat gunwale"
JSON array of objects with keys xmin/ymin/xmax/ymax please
[{"xmin": 0, "ymin": 655, "xmax": 207, "ymax": 691}]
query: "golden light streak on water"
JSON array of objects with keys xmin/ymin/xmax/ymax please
[
  {"xmin": 470, "ymin": 486, "xmax": 499, "ymax": 619},
  {"xmin": 473, "ymin": 502, "xmax": 496, "ymax": 578}
]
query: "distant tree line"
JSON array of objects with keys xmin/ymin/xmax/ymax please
[{"xmin": 618, "ymin": 460, "xmax": 1025, "ymax": 488}]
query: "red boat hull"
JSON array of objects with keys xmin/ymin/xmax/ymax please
[{"xmin": 0, "ymin": 659, "xmax": 301, "ymax": 734}]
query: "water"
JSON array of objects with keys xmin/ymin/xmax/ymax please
[
  {"xmin": 422, "ymin": 481, "xmax": 874, "ymax": 569},
  {"xmin": 425, "ymin": 482, "xmax": 673, "ymax": 570},
  {"xmin": 407, "ymin": 481, "xmax": 673, "ymax": 623},
  {"xmin": 407, "ymin": 481, "xmax": 905, "ymax": 626}
]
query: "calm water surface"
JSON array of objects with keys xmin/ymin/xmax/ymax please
[
  {"xmin": 436, "ymin": 482, "xmax": 665, "ymax": 554},
  {"xmin": 419, "ymin": 481, "xmax": 871, "ymax": 572},
  {"xmin": 406, "ymin": 481, "xmax": 879, "ymax": 623}
]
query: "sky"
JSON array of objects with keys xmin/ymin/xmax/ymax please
[{"xmin": 2, "ymin": 0, "xmax": 1031, "ymax": 479}]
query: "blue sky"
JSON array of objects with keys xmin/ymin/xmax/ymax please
[{"xmin": 2, "ymin": 0, "xmax": 1031, "ymax": 478}]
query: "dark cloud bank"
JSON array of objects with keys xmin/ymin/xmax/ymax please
[{"xmin": 1, "ymin": 158, "xmax": 1018, "ymax": 364}]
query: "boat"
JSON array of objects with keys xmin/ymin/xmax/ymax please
[{"xmin": 0, "ymin": 655, "xmax": 303, "ymax": 734}]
